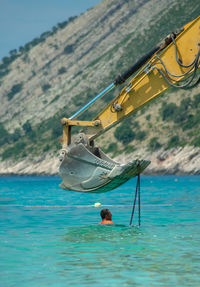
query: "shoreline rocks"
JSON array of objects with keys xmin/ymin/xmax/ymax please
[{"xmin": 0, "ymin": 146, "xmax": 199, "ymax": 176}]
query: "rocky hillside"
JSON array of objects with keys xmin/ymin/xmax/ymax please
[{"xmin": 0, "ymin": 0, "xmax": 200, "ymax": 175}]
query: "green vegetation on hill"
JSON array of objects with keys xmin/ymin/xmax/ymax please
[
  {"xmin": 0, "ymin": 115, "xmax": 62, "ymax": 160},
  {"xmin": 7, "ymin": 83, "xmax": 23, "ymax": 100},
  {"xmin": 159, "ymin": 94, "xmax": 200, "ymax": 138},
  {"xmin": 107, "ymin": 91, "xmax": 200, "ymax": 157},
  {"xmin": 1, "ymin": 82, "xmax": 200, "ymax": 161}
]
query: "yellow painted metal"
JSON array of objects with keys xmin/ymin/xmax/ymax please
[
  {"xmin": 61, "ymin": 118, "xmax": 100, "ymax": 145},
  {"xmin": 62, "ymin": 16, "xmax": 200, "ymax": 145},
  {"xmin": 88, "ymin": 16, "xmax": 200, "ymax": 140},
  {"xmin": 61, "ymin": 118, "xmax": 100, "ymax": 127}
]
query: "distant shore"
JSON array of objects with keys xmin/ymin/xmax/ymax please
[{"xmin": 0, "ymin": 146, "xmax": 199, "ymax": 176}]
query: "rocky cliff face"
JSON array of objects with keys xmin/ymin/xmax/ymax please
[{"xmin": 0, "ymin": 0, "xmax": 200, "ymax": 175}]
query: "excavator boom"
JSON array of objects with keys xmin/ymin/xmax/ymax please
[{"xmin": 59, "ymin": 16, "xmax": 200, "ymax": 193}]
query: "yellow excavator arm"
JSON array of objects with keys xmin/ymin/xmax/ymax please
[{"xmin": 59, "ymin": 16, "xmax": 200, "ymax": 193}]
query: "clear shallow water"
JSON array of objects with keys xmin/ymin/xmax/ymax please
[{"xmin": 0, "ymin": 175, "xmax": 200, "ymax": 287}]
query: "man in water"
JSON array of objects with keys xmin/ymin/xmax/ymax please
[{"xmin": 98, "ymin": 209, "xmax": 114, "ymax": 225}]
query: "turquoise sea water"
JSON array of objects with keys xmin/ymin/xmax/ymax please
[{"xmin": 0, "ymin": 175, "xmax": 200, "ymax": 287}]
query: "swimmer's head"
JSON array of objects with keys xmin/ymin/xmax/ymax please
[{"xmin": 100, "ymin": 209, "xmax": 112, "ymax": 220}]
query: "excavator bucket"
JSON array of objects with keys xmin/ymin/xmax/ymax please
[{"xmin": 59, "ymin": 139, "xmax": 150, "ymax": 193}]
